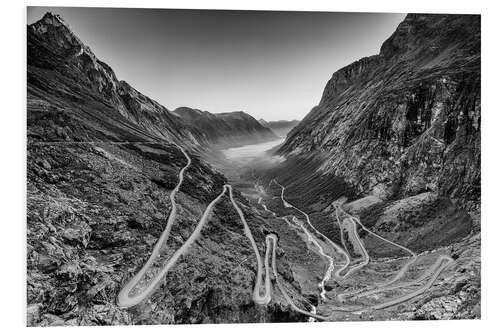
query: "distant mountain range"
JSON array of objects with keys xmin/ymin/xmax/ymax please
[
  {"xmin": 258, "ymin": 119, "xmax": 300, "ymax": 137},
  {"xmin": 173, "ymin": 107, "xmax": 277, "ymax": 147}
]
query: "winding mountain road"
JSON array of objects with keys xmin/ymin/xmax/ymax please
[
  {"xmin": 333, "ymin": 206, "xmax": 417, "ymax": 284},
  {"xmin": 269, "ymin": 180, "xmax": 379, "ymax": 283},
  {"xmin": 338, "ymin": 216, "xmax": 370, "ymax": 277},
  {"xmin": 117, "ymin": 143, "xmax": 193, "ymax": 308},
  {"xmin": 346, "ymin": 212, "xmax": 417, "ymax": 287},
  {"xmin": 265, "ymin": 179, "xmax": 454, "ymax": 320},
  {"xmin": 334, "ymin": 206, "xmax": 419, "ymax": 301},
  {"xmin": 227, "ymin": 185, "xmax": 273, "ymax": 305},
  {"xmin": 116, "ymin": 145, "xmax": 455, "ymax": 321},
  {"xmin": 350, "ymin": 254, "xmax": 453, "ymax": 303},
  {"xmin": 117, "ymin": 144, "xmax": 273, "ymax": 307},
  {"xmin": 270, "ymin": 179, "xmax": 337, "ymax": 299}
]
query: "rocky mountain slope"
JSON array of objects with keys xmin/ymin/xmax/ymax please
[
  {"xmin": 28, "ymin": 12, "xmax": 208, "ymax": 146},
  {"xmin": 258, "ymin": 119, "xmax": 300, "ymax": 137},
  {"xmin": 278, "ymin": 14, "xmax": 480, "ymax": 211},
  {"xmin": 173, "ymin": 107, "xmax": 277, "ymax": 147},
  {"xmin": 27, "ymin": 12, "xmax": 313, "ymax": 326},
  {"xmin": 28, "ymin": 12, "xmax": 276, "ymax": 148}
]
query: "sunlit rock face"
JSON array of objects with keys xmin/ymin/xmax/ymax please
[{"xmin": 279, "ymin": 14, "xmax": 480, "ymax": 209}]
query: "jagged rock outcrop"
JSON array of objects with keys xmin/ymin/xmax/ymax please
[
  {"xmin": 279, "ymin": 14, "xmax": 480, "ymax": 210},
  {"xmin": 174, "ymin": 107, "xmax": 278, "ymax": 147}
]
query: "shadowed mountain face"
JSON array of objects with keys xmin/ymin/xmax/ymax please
[
  {"xmin": 173, "ymin": 107, "xmax": 278, "ymax": 147},
  {"xmin": 278, "ymin": 14, "xmax": 480, "ymax": 210}
]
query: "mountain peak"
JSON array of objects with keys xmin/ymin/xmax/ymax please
[
  {"xmin": 31, "ymin": 11, "xmax": 73, "ymax": 35},
  {"xmin": 41, "ymin": 11, "xmax": 68, "ymax": 26},
  {"xmin": 29, "ymin": 12, "xmax": 87, "ymax": 57}
]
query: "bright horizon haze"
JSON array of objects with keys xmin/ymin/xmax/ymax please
[{"xmin": 27, "ymin": 7, "xmax": 405, "ymax": 121}]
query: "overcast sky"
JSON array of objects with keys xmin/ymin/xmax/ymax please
[{"xmin": 27, "ymin": 7, "xmax": 405, "ymax": 121}]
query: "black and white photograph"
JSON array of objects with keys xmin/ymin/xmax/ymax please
[{"xmin": 15, "ymin": 1, "xmax": 489, "ymax": 329}]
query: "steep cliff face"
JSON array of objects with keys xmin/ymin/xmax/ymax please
[
  {"xmin": 173, "ymin": 107, "xmax": 278, "ymax": 147},
  {"xmin": 279, "ymin": 14, "xmax": 480, "ymax": 209}
]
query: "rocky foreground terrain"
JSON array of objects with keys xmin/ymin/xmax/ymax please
[{"xmin": 27, "ymin": 12, "xmax": 480, "ymax": 326}]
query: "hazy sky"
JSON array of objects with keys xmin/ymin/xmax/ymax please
[{"xmin": 27, "ymin": 7, "xmax": 405, "ymax": 121}]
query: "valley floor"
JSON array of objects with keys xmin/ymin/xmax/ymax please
[{"xmin": 27, "ymin": 137, "xmax": 480, "ymax": 325}]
